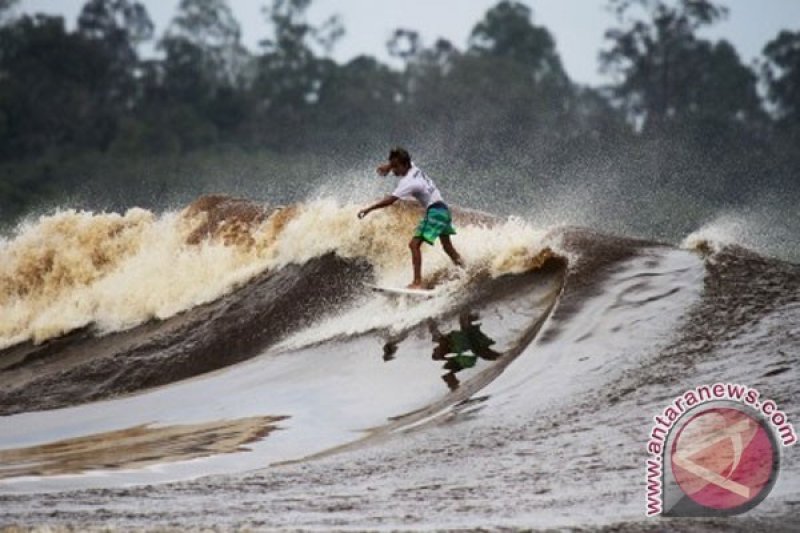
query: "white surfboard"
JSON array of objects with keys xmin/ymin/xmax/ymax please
[{"xmin": 365, "ymin": 283, "xmax": 439, "ymax": 298}]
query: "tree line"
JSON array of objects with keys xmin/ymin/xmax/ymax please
[{"xmin": 0, "ymin": 0, "xmax": 798, "ymax": 225}]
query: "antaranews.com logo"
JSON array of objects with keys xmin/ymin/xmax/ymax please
[{"xmin": 645, "ymin": 383, "xmax": 796, "ymax": 517}]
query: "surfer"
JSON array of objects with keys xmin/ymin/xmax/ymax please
[{"xmin": 358, "ymin": 147, "xmax": 464, "ymax": 289}]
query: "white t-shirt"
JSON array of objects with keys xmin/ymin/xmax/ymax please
[{"xmin": 391, "ymin": 164, "xmax": 444, "ymax": 208}]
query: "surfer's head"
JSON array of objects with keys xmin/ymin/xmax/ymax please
[{"xmin": 388, "ymin": 147, "xmax": 412, "ymax": 176}]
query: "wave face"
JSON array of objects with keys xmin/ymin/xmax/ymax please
[
  {"xmin": 0, "ymin": 195, "xmax": 553, "ymax": 415},
  {"xmin": 0, "ymin": 195, "xmax": 797, "ymax": 529},
  {"xmin": 0, "ymin": 195, "xmax": 548, "ymax": 350}
]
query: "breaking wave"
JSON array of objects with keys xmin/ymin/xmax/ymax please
[{"xmin": 0, "ymin": 195, "xmax": 552, "ymax": 349}]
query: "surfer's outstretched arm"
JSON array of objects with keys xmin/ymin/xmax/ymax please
[{"xmin": 358, "ymin": 195, "xmax": 397, "ymax": 219}]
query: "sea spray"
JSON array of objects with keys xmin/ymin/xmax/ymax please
[{"xmin": 0, "ymin": 196, "xmax": 555, "ymax": 349}]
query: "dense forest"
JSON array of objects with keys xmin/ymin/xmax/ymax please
[{"xmin": 0, "ymin": 0, "xmax": 798, "ymax": 237}]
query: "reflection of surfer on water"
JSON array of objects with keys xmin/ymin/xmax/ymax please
[
  {"xmin": 429, "ymin": 311, "xmax": 499, "ymax": 390},
  {"xmin": 381, "ymin": 310, "xmax": 498, "ymax": 390}
]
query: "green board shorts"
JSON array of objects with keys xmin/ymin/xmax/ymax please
[{"xmin": 414, "ymin": 204, "xmax": 456, "ymax": 245}]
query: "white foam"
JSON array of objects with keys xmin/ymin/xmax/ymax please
[{"xmin": 0, "ymin": 199, "xmax": 556, "ymax": 349}]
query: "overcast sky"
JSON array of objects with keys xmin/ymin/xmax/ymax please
[{"xmin": 20, "ymin": 0, "xmax": 800, "ymax": 86}]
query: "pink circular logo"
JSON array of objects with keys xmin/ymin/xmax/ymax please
[{"xmin": 671, "ymin": 407, "xmax": 776, "ymax": 510}]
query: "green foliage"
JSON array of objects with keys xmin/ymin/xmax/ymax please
[
  {"xmin": 384, "ymin": 3, "xmax": 580, "ymax": 171},
  {"xmin": 598, "ymin": 0, "xmax": 787, "ymax": 205},
  {"xmin": 160, "ymin": 0, "xmax": 248, "ymax": 90},
  {"xmin": 313, "ymin": 55, "xmax": 403, "ymax": 151},
  {"xmin": 77, "ymin": 0, "xmax": 153, "ymax": 78},
  {"xmin": 601, "ymin": 0, "xmax": 762, "ymax": 129},
  {"xmin": 763, "ymin": 30, "xmax": 800, "ymax": 126},
  {"xmin": 0, "ymin": 15, "xmax": 119, "ymax": 157},
  {"xmin": 469, "ymin": 0, "xmax": 568, "ymax": 88},
  {"xmin": 244, "ymin": 0, "xmax": 344, "ymax": 148},
  {"xmin": 0, "ymin": 0, "xmax": 798, "ymax": 230}
]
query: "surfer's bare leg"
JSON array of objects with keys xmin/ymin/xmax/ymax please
[
  {"xmin": 440, "ymin": 234, "xmax": 465, "ymax": 267},
  {"xmin": 408, "ymin": 237, "xmax": 424, "ymax": 289}
]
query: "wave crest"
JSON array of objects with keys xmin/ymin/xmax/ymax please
[{"xmin": 0, "ymin": 196, "xmax": 554, "ymax": 349}]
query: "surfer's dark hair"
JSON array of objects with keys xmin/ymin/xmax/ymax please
[{"xmin": 389, "ymin": 147, "xmax": 411, "ymax": 166}]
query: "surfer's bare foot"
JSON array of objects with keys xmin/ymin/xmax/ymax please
[{"xmin": 407, "ymin": 282, "xmax": 424, "ymax": 290}]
